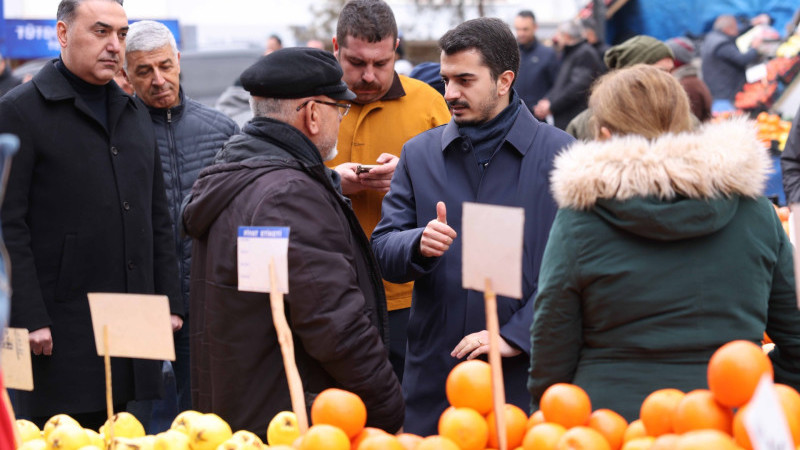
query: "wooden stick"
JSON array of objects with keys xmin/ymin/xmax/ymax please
[
  {"xmin": 485, "ymin": 278, "xmax": 507, "ymax": 450},
  {"xmin": 2, "ymin": 379, "xmax": 21, "ymax": 448},
  {"xmin": 269, "ymin": 258, "xmax": 308, "ymax": 434},
  {"xmin": 103, "ymin": 325, "xmax": 113, "ymax": 422}
]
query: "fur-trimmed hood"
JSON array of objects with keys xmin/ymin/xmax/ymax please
[{"xmin": 550, "ymin": 119, "xmax": 772, "ymax": 240}]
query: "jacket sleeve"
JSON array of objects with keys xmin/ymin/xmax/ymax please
[
  {"xmin": 715, "ymin": 43, "xmax": 759, "ymax": 69},
  {"xmin": 548, "ymin": 58, "xmax": 597, "ymax": 115},
  {"xmin": 150, "ymin": 140, "xmax": 184, "ymax": 317},
  {"xmin": 781, "ymin": 106, "xmax": 800, "ymax": 203},
  {"xmin": 371, "ymin": 149, "xmax": 441, "ymax": 283},
  {"xmin": 527, "ymin": 210, "xmax": 583, "ymax": 409},
  {"xmin": 256, "ymin": 177, "xmax": 404, "ymax": 433},
  {"xmin": 765, "ymin": 211, "xmax": 800, "ymax": 389},
  {"xmin": 0, "ymin": 99, "xmax": 52, "ymax": 331}
]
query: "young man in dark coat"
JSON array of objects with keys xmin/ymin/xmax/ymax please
[
  {"xmin": 182, "ymin": 48, "xmax": 404, "ymax": 440},
  {"xmin": 371, "ymin": 18, "xmax": 574, "ymax": 436},
  {"xmin": 0, "ymin": 0, "xmax": 183, "ymax": 429}
]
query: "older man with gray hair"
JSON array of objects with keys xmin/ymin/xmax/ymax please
[{"xmin": 123, "ymin": 20, "xmax": 238, "ymax": 424}]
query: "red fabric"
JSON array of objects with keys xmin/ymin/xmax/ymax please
[{"xmin": 0, "ymin": 372, "xmax": 17, "ymax": 450}]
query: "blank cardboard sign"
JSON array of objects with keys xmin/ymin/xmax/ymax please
[
  {"xmin": 462, "ymin": 202, "xmax": 524, "ymax": 299},
  {"xmin": 87, "ymin": 293, "xmax": 175, "ymax": 361},
  {"xmin": 1, "ymin": 328, "xmax": 33, "ymax": 391}
]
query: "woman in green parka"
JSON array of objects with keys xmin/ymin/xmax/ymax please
[{"xmin": 528, "ymin": 65, "xmax": 800, "ymax": 421}]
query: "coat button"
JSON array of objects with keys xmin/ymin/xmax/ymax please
[
  {"xmin": 122, "ymin": 201, "xmax": 130, "ymax": 211},
  {"xmin": 127, "ymin": 261, "xmax": 135, "ymax": 270},
  {"xmin": 111, "ymin": 146, "xmax": 118, "ymax": 156}
]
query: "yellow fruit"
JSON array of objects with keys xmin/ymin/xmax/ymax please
[
  {"xmin": 101, "ymin": 412, "xmax": 146, "ymax": 444},
  {"xmin": 43, "ymin": 415, "xmax": 81, "ymax": 440},
  {"xmin": 267, "ymin": 411, "xmax": 300, "ymax": 446},
  {"xmin": 17, "ymin": 419, "xmax": 42, "ymax": 442},
  {"xmin": 84, "ymin": 429, "xmax": 104, "ymax": 449},
  {"xmin": 47, "ymin": 424, "xmax": 91, "ymax": 450},
  {"xmin": 230, "ymin": 430, "xmax": 264, "ymax": 450},
  {"xmin": 215, "ymin": 439, "xmax": 242, "ymax": 450},
  {"xmin": 155, "ymin": 429, "xmax": 191, "ymax": 450},
  {"xmin": 76, "ymin": 446, "xmax": 103, "ymax": 450},
  {"xmin": 19, "ymin": 438, "xmax": 47, "ymax": 450},
  {"xmin": 189, "ymin": 414, "xmax": 232, "ymax": 450},
  {"xmin": 171, "ymin": 411, "xmax": 204, "ymax": 436}
]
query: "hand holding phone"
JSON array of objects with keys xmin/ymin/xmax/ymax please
[{"xmin": 356, "ymin": 164, "xmax": 378, "ymax": 174}]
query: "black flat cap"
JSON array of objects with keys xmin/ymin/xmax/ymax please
[{"xmin": 240, "ymin": 47, "xmax": 356, "ymax": 101}]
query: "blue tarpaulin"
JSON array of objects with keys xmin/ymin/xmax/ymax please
[{"xmin": 607, "ymin": 0, "xmax": 798, "ymax": 43}]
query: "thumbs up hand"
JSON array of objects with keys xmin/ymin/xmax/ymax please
[{"xmin": 420, "ymin": 201, "xmax": 458, "ymax": 258}]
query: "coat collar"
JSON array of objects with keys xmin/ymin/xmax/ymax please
[
  {"xmin": 32, "ymin": 59, "xmax": 139, "ymax": 133},
  {"xmin": 550, "ymin": 119, "xmax": 771, "ymax": 210},
  {"xmin": 440, "ymin": 95, "xmax": 540, "ymax": 157}
]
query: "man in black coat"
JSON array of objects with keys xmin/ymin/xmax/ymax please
[
  {"xmin": 0, "ymin": 0, "xmax": 183, "ymax": 429},
  {"xmin": 533, "ymin": 20, "xmax": 603, "ymax": 130}
]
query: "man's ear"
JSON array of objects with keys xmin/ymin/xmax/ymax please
[
  {"xmin": 332, "ymin": 37, "xmax": 339, "ymax": 58},
  {"xmin": 303, "ymin": 100, "xmax": 322, "ymax": 137},
  {"xmin": 56, "ymin": 21, "xmax": 69, "ymax": 49},
  {"xmin": 597, "ymin": 126, "xmax": 613, "ymax": 141},
  {"xmin": 121, "ymin": 68, "xmax": 130, "ymax": 83},
  {"xmin": 496, "ymin": 70, "xmax": 515, "ymax": 97}
]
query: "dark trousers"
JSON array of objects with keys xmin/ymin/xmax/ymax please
[{"xmin": 388, "ymin": 308, "xmax": 410, "ymax": 382}]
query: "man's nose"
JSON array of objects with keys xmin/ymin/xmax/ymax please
[
  {"xmin": 153, "ymin": 69, "xmax": 165, "ymax": 86},
  {"xmin": 362, "ymin": 67, "xmax": 375, "ymax": 83}
]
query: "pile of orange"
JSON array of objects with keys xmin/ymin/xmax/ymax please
[{"xmin": 755, "ymin": 111, "xmax": 792, "ymax": 150}]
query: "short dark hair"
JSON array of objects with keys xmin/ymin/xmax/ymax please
[
  {"xmin": 517, "ymin": 10, "xmax": 536, "ymax": 22},
  {"xmin": 57, "ymin": 0, "xmax": 123, "ymax": 24},
  {"xmin": 268, "ymin": 34, "xmax": 282, "ymax": 46},
  {"xmin": 336, "ymin": 0, "xmax": 398, "ymax": 47},
  {"xmin": 438, "ymin": 17, "xmax": 520, "ymax": 85}
]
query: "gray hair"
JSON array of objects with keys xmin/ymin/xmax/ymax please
[
  {"xmin": 713, "ymin": 15, "xmax": 737, "ymax": 32},
  {"xmin": 125, "ymin": 20, "xmax": 178, "ymax": 70},
  {"xmin": 57, "ymin": 0, "xmax": 123, "ymax": 24},
  {"xmin": 249, "ymin": 96, "xmax": 296, "ymax": 121},
  {"xmin": 557, "ymin": 20, "xmax": 584, "ymax": 40}
]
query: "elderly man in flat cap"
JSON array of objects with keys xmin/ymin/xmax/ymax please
[{"xmin": 182, "ymin": 47, "xmax": 404, "ymax": 439}]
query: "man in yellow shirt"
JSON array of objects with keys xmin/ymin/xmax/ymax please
[{"xmin": 328, "ymin": 0, "xmax": 450, "ymax": 381}]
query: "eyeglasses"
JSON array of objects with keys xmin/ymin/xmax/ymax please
[{"xmin": 296, "ymin": 99, "xmax": 351, "ymax": 118}]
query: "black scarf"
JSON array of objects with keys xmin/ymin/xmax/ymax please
[{"xmin": 458, "ymin": 90, "xmax": 522, "ymax": 169}]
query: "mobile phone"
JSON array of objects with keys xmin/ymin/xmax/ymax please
[{"xmin": 356, "ymin": 164, "xmax": 378, "ymax": 174}]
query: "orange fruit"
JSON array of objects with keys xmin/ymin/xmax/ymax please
[
  {"xmin": 540, "ymin": 383, "xmax": 592, "ymax": 428},
  {"xmin": 707, "ymin": 340, "xmax": 773, "ymax": 407},
  {"xmin": 445, "ymin": 360, "xmax": 493, "ymax": 414},
  {"xmin": 620, "ymin": 437, "xmax": 655, "ymax": 450},
  {"xmin": 522, "ymin": 423, "xmax": 566, "ymax": 450},
  {"xmin": 438, "ymin": 407, "xmax": 488, "ymax": 450},
  {"xmin": 639, "ymin": 388, "xmax": 684, "ymax": 436},
  {"xmin": 396, "ymin": 433, "xmax": 423, "ymax": 450},
  {"xmin": 588, "ymin": 409, "xmax": 627, "ymax": 450},
  {"xmin": 555, "ymin": 426, "xmax": 611, "ymax": 450},
  {"xmin": 486, "ymin": 404, "xmax": 528, "ymax": 449},
  {"xmin": 732, "ymin": 404, "xmax": 752, "ymax": 450},
  {"xmin": 622, "ymin": 419, "xmax": 646, "ymax": 443},
  {"xmin": 650, "ymin": 433, "xmax": 679, "ymax": 450},
  {"xmin": 416, "ymin": 435, "xmax": 459, "ymax": 450},
  {"xmin": 350, "ymin": 428, "xmax": 387, "ymax": 450},
  {"xmin": 672, "ymin": 389, "xmax": 733, "ymax": 434},
  {"xmin": 526, "ymin": 410, "xmax": 545, "ymax": 430},
  {"xmin": 776, "ymin": 384, "xmax": 800, "ymax": 445},
  {"xmin": 310, "ymin": 388, "xmax": 367, "ymax": 439},
  {"xmin": 355, "ymin": 434, "xmax": 403, "ymax": 450},
  {"xmin": 675, "ymin": 429, "xmax": 738, "ymax": 450},
  {"xmin": 299, "ymin": 424, "xmax": 350, "ymax": 450}
]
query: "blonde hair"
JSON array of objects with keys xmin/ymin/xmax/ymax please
[{"xmin": 589, "ymin": 64, "xmax": 692, "ymax": 140}]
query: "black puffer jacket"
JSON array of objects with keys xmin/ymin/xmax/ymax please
[
  {"xmin": 182, "ymin": 117, "xmax": 403, "ymax": 439},
  {"xmin": 145, "ymin": 90, "xmax": 238, "ymax": 312},
  {"xmin": 546, "ymin": 40, "xmax": 603, "ymax": 130}
]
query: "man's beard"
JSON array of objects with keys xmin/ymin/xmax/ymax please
[{"xmin": 322, "ymin": 140, "xmax": 338, "ymax": 162}]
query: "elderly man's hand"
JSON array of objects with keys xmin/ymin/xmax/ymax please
[
  {"xmin": 451, "ymin": 330, "xmax": 522, "ymax": 360},
  {"xmin": 30, "ymin": 327, "xmax": 53, "ymax": 356}
]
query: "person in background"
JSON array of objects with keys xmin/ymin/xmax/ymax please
[
  {"xmin": 113, "ymin": 69, "xmax": 133, "ymax": 94},
  {"xmin": 533, "ymin": 19, "xmax": 603, "ymax": 130},
  {"xmin": 701, "ymin": 14, "xmax": 762, "ymax": 113},
  {"xmin": 306, "ymin": 39, "xmax": 325, "ymax": 50},
  {"xmin": 566, "ymin": 35, "xmax": 674, "ymax": 140},
  {"xmin": 0, "ymin": 52, "xmax": 22, "ymax": 97},
  {"xmin": 780, "ymin": 103, "xmax": 800, "ymax": 204},
  {"xmin": 328, "ymin": 0, "xmax": 450, "ymax": 384},
  {"xmin": 513, "ymin": 10, "xmax": 559, "ymax": 113},
  {"xmin": 371, "ymin": 17, "xmax": 574, "ymax": 435},
  {"xmin": 529, "ymin": 64, "xmax": 800, "ymax": 421},
  {"xmin": 409, "ymin": 62, "xmax": 445, "ymax": 96},
  {"xmin": 581, "ymin": 16, "xmax": 609, "ymax": 69},
  {"xmin": 183, "ymin": 48, "xmax": 404, "ymax": 439},
  {"xmin": 666, "ymin": 36, "xmax": 712, "ymax": 123},
  {"xmin": 0, "ymin": 0, "xmax": 183, "ymax": 429},
  {"xmin": 265, "ymin": 34, "xmax": 282, "ymax": 54},
  {"xmin": 122, "ymin": 20, "xmax": 238, "ymax": 431}
]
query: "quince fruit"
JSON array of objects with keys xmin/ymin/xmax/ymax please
[
  {"xmin": 46, "ymin": 423, "xmax": 90, "ymax": 450},
  {"xmin": 101, "ymin": 412, "xmax": 145, "ymax": 444},
  {"xmin": 155, "ymin": 429, "xmax": 191, "ymax": 450},
  {"xmin": 17, "ymin": 419, "xmax": 42, "ymax": 442},
  {"xmin": 19, "ymin": 438, "xmax": 47, "ymax": 450},
  {"xmin": 266, "ymin": 412, "xmax": 299, "ymax": 447},
  {"xmin": 229, "ymin": 431, "xmax": 263, "ymax": 450},
  {"xmin": 43, "ymin": 415, "xmax": 81, "ymax": 441},
  {"xmin": 171, "ymin": 411, "xmax": 203, "ymax": 436},
  {"xmin": 188, "ymin": 414, "xmax": 232, "ymax": 450}
]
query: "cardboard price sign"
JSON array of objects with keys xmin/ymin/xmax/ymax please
[
  {"xmin": 1, "ymin": 328, "xmax": 33, "ymax": 391},
  {"xmin": 87, "ymin": 293, "xmax": 175, "ymax": 361}
]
